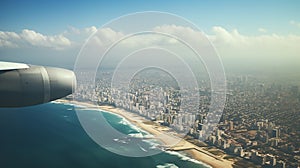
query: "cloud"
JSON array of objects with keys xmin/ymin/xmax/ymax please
[
  {"xmin": 0, "ymin": 29, "xmax": 71, "ymax": 49},
  {"xmin": 0, "ymin": 39, "xmax": 18, "ymax": 48},
  {"xmin": 62, "ymin": 26, "xmax": 101, "ymax": 47},
  {"xmin": 115, "ymin": 25, "xmax": 206, "ymax": 48},
  {"xmin": 83, "ymin": 25, "xmax": 300, "ymax": 70},
  {"xmin": 149, "ymin": 25, "xmax": 300, "ymax": 69},
  {"xmin": 0, "ymin": 31, "xmax": 20, "ymax": 40},
  {"xmin": 290, "ymin": 20, "xmax": 300, "ymax": 28},
  {"xmin": 84, "ymin": 26, "xmax": 98, "ymax": 34},
  {"xmin": 21, "ymin": 29, "xmax": 71, "ymax": 49},
  {"xmin": 149, "ymin": 25, "xmax": 300, "ymax": 57},
  {"xmin": 153, "ymin": 25, "xmax": 206, "ymax": 44},
  {"xmin": 209, "ymin": 26, "xmax": 300, "ymax": 70},
  {"xmin": 2, "ymin": 25, "xmax": 300, "ymax": 72},
  {"xmin": 93, "ymin": 28, "xmax": 124, "ymax": 46},
  {"xmin": 258, "ymin": 28, "xmax": 267, "ymax": 33},
  {"xmin": 0, "ymin": 31, "xmax": 20, "ymax": 48},
  {"xmin": 0, "ymin": 26, "xmax": 122, "ymax": 49},
  {"xmin": 210, "ymin": 26, "xmax": 300, "ymax": 48},
  {"xmin": 65, "ymin": 26, "xmax": 98, "ymax": 36},
  {"xmin": 210, "ymin": 27, "xmax": 245, "ymax": 45}
]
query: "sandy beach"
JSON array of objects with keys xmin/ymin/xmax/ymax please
[{"xmin": 55, "ymin": 99, "xmax": 233, "ymax": 168}]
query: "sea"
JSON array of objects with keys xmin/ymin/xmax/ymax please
[{"xmin": 0, "ymin": 102, "xmax": 210, "ymax": 168}]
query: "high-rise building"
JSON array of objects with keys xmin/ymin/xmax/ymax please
[
  {"xmin": 197, "ymin": 123, "xmax": 203, "ymax": 131},
  {"xmin": 276, "ymin": 160, "xmax": 286, "ymax": 168},
  {"xmin": 272, "ymin": 128, "xmax": 280, "ymax": 138},
  {"xmin": 229, "ymin": 121, "xmax": 234, "ymax": 131}
]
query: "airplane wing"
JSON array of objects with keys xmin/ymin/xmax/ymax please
[
  {"xmin": 0, "ymin": 61, "xmax": 76, "ymax": 107},
  {"xmin": 0, "ymin": 61, "xmax": 29, "ymax": 71}
]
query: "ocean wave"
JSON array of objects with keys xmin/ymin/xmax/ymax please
[
  {"xmin": 165, "ymin": 151, "xmax": 211, "ymax": 168},
  {"xmin": 57, "ymin": 102, "xmax": 86, "ymax": 108},
  {"xmin": 51, "ymin": 101, "xmax": 87, "ymax": 108},
  {"xmin": 66, "ymin": 103, "xmax": 87, "ymax": 108},
  {"xmin": 51, "ymin": 101, "xmax": 63, "ymax": 105},
  {"xmin": 118, "ymin": 117, "xmax": 130, "ymax": 125},
  {"xmin": 144, "ymin": 138, "xmax": 160, "ymax": 144},
  {"xmin": 78, "ymin": 108, "xmax": 101, "ymax": 111},
  {"xmin": 156, "ymin": 163, "xmax": 179, "ymax": 168},
  {"xmin": 137, "ymin": 143, "xmax": 148, "ymax": 152},
  {"xmin": 128, "ymin": 133, "xmax": 144, "ymax": 138},
  {"xmin": 113, "ymin": 138, "xmax": 129, "ymax": 144},
  {"xmin": 117, "ymin": 118, "xmax": 149, "ymax": 136},
  {"xmin": 69, "ymin": 105, "xmax": 152, "ymax": 138},
  {"xmin": 140, "ymin": 129, "xmax": 150, "ymax": 136},
  {"xmin": 143, "ymin": 134, "xmax": 154, "ymax": 138}
]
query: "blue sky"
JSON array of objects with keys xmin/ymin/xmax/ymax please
[
  {"xmin": 0, "ymin": 0, "xmax": 299, "ymax": 35},
  {"xmin": 0, "ymin": 0, "xmax": 300, "ymax": 73}
]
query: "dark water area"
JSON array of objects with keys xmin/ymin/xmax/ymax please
[{"xmin": 0, "ymin": 103, "xmax": 207, "ymax": 168}]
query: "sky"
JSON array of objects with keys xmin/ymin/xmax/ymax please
[
  {"xmin": 1, "ymin": 1, "xmax": 299, "ymax": 34},
  {"xmin": 0, "ymin": 0, "xmax": 300, "ymax": 76}
]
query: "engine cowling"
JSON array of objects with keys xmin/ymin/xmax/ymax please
[{"xmin": 0, "ymin": 66, "xmax": 76, "ymax": 107}]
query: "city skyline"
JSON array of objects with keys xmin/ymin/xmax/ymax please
[{"xmin": 72, "ymin": 68, "xmax": 300, "ymax": 167}]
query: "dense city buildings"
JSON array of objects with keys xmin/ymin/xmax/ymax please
[{"xmin": 74, "ymin": 69, "xmax": 300, "ymax": 168}]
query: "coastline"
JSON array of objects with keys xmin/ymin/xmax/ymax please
[{"xmin": 55, "ymin": 99, "xmax": 233, "ymax": 168}]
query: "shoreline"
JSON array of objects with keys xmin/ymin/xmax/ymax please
[{"xmin": 55, "ymin": 99, "xmax": 233, "ymax": 168}]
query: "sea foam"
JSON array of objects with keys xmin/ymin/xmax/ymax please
[
  {"xmin": 156, "ymin": 163, "xmax": 179, "ymax": 168},
  {"xmin": 165, "ymin": 151, "xmax": 212, "ymax": 168}
]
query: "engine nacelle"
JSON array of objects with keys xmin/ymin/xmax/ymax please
[{"xmin": 0, "ymin": 66, "xmax": 76, "ymax": 107}]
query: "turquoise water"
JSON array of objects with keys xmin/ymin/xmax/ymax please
[{"xmin": 0, "ymin": 102, "xmax": 209, "ymax": 168}]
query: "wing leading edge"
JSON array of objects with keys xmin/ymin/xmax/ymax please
[{"xmin": 0, "ymin": 61, "xmax": 29, "ymax": 71}]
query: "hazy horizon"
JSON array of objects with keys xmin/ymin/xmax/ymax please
[{"xmin": 0, "ymin": 1, "xmax": 300, "ymax": 81}]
